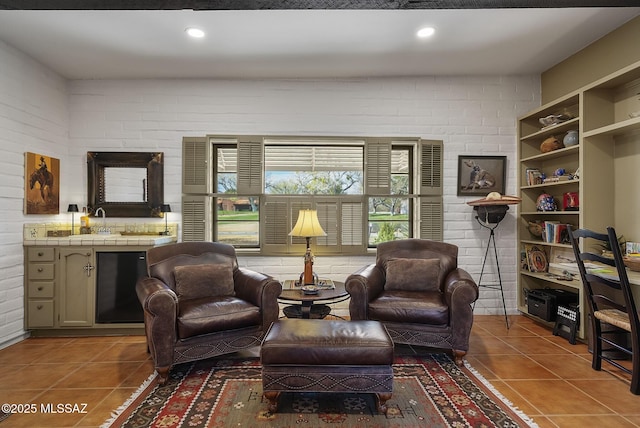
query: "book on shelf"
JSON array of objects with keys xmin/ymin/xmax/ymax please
[
  {"xmin": 542, "ymin": 221, "xmax": 570, "ymax": 244},
  {"xmin": 525, "ymin": 168, "xmax": 543, "ymax": 186},
  {"xmin": 542, "ymin": 175, "xmax": 571, "ymax": 184}
]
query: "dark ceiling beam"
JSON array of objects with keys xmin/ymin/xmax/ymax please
[{"xmin": 1, "ymin": 0, "xmax": 639, "ymax": 10}]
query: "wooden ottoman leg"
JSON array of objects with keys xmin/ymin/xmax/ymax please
[
  {"xmin": 263, "ymin": 391, "xmax": 280, "ymax": 413},
  {"xmin": 376, "ymin": 392, "xmax": 392, "ymax": 415}
]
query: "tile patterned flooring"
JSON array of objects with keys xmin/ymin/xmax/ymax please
[{"xmin": 0, "ymin": 315, "xmax": 637, "ymax": 427}]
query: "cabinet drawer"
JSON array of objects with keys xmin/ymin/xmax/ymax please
[
  {"xmin": 28, "ymin": 247, "xmax": 55, "ymax": 262},
  {"xmin": 27, "ymin": 300, "xmax": 54, "ymax": 328},
  {"xmin": 28, "ymin": 263, "xmax": 54, "ymax": 280},
  {"xmin": 27, "ymin": 281, "xmax": 54, "ymax": 298}
]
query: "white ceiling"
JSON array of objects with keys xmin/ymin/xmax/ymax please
[{"xmin": 0, "ymin": 8, "xmax": 638, "ymax": 80}]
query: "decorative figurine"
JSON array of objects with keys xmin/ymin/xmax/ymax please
[{"xmin": 540, "ymin": 136, "xmax": 564, "ymax": 153}]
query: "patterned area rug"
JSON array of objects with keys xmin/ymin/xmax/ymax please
[{"xmin": 102, "ymin": 354, "xmax": 537, "ymax": 428}]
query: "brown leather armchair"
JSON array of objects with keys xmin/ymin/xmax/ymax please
[
  {"xmin": 346, "ymin": 239, "xmax": 479, "ymax": 366},
  {"xmin": 136, "ymin": 242, "xmax": 282, "ymax": 384}
]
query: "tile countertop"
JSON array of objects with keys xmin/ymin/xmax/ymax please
[
  {"xmin": 23, "ymin": 234, "xmax": 177, "ymax": 246},
  {"xmin": 23, "ymin": 222, "xmax": 178, "ymax": 246}
]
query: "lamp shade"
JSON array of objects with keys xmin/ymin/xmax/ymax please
[
  {"xmin": 289, "ymin": 209, "xmax": 327, "ymax": 238},
  {"xmin": 160, "ymin": 204, "xmax": 171, "ymax": 213},
  {"xmin": 67, "ymin": 204, "xmax": 79, "ymax": 213}
]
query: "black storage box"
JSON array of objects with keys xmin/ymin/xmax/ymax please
[{"xmin": 527, "ymin": 288, "xmax": 578, "ymax": 322}]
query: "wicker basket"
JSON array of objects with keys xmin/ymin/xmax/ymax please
[{"xmin": 623, "ymin": 256, "xmax": 640, "ymax": 272}]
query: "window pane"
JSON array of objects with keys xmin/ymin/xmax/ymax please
[
  {"xmin": 217, "ymin": 173, "xmax": 237, "ymax": 193},
  {"xmin": 369, "ymin": 197, "xmax": 409, "ymax": 218},
  {"xmin": 391, "ymin": 149, "xmax": 409, "ymax": 174},
  {"xmin": 216, "ymin": 146, "xmax": 238, "ymax": 193},
  {"xmin": 265, "ymin": 146, "xmax": 363, "ymax": 195},
  {"xmin": 391, "ymin": 174, "xmax": 409, "ymax": 195},
  {"xmin": 368, "ymin": 221, "xmax": 410, "ymax": 245},
  {"xmin": 217, "ymin": 147, "xmax": 237, "ymax": 173},
  {"xmin": 368, "ymin": 198, "xmax": 410, "ymax": 246},
  {"xmin": 216, "ymin": 196, "xmax": 259, "ymax": 247},
  {"xmin": 391, "ymin": 148, "xmax": 410, "ymax": 195}
]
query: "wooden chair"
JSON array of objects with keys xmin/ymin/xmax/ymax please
[{"xmin": 568, "ymin": 226, "xmax": 639, "ymax": 395}]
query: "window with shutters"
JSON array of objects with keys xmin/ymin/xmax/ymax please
[
  {"xmin": 368, "ymin": 147, "xmax": 412, "ymax": 246},
  {"xmin": 215, "ymin": 144, "xmax": 260, "ymax": 247},
  {"xmin": 183, "ymin": 135, "xmax": 443, "ymax": 253}
]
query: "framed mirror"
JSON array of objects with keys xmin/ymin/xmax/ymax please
[{"xmin": 87, "ymin": 152, "xmax": 164, "ymax": 217}]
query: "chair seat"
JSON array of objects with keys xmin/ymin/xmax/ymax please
[
  {"xmin": 178, "ymin": 296, "xmax": 261, "ymax": 339},
  {"xmin": 368, "ymin": 290, "xmax": 449, "ymax": 325},
  {"xmin": 595, "ymin": 308, "xmax": 631, "ymax": 332}
]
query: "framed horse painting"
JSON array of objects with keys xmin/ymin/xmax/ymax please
[{"xmin": 25, "ymin": 152, "xmax": 60, "ymax": 214}]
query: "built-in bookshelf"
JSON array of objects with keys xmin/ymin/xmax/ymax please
[{"xmin": 516, "ymin": 59, "xmax": 640, "ymax": 340}]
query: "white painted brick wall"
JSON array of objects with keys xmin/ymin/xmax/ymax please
[
  {"xmin": 0, "ymin": 37, "xmax": 542, "ymax": 345},
  {"xmin": 67, "ymin": 76, "xmax": 540, "ymax": 319},
  {"xmin": 0, "ymin": 41, "xmax": 69, "ymax": 346}
]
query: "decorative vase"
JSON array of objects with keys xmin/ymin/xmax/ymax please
[{"xmin": 563, "ymin": 130, "xmax": 579, "ymax": 147}]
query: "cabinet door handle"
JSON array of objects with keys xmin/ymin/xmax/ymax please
[
  {"xmin": 37, "ymin": 267, "xmax": 43, "ymax": 272},
  {"xmin": 37, "ymin": 286, "xmax": 43, "ymax": 291},
  {"xmin": 83, "ymin": 263, "xmax": 95, "ymax": 277},
  {"xmin": 36, "ymin": 305, "xmax": 43, "ymax": 310}
]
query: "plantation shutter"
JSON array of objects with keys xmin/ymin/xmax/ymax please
[
  {"xmin": 340, "ymin": 199, "xmax": 365, "ymax": 251},
  {"xmin": 312, "ymin": 198, "xmax": 364, "ymax": 254},
  {"xmin": 315, "ymin": 200, "xmax": 338, "ymax": 248},
  {"xmin": 182, "ymin": 195, "xmax": 212, "ymax": 242},
  {"xmin": 182, "ymin": 137, "xmax": 210, "ymax": 194},
  {"xmin": 365, "ymin": 139, "xmax": 391, "ymax": 195},
  {"xmin": 419, "ymin": 140, "xmax": 443, "ymax": 195},
  {"xmin": 237, "ymin": 137, "xmax": 263, "ymax": 195},
  {"xmin": 262, "ymin": 198, "xmax": 312, "ymax": 253},
  {"xmin": 263, "ymin": 199, "xmax": 288, "ymax": 248},
  {"xmin": 419, "ymin": 196, "xmax": 443, "ymax": 241}
]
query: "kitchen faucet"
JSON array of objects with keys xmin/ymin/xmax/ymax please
[{"xmin": 94, "ymin": 207, "xmax": 109, "ymax": 234}]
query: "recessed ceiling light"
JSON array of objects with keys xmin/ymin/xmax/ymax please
[
  {"xmin": 416, "ymin": 27, "xmax": 435, "ymax": 39},
  {"xmin": 185, "ymin": 27, "xmax": 205, "ymax": 38}
]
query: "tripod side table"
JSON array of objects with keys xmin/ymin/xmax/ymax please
[{"xmin": 467, "ymin": 193, "xmax": 521, "ymax": 329}]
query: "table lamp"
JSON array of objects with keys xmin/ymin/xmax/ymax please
[
  {"xmin": 289, "ymin": 209, "xmax": 326, "ymax": 285},
  {"xmin": 67, "ymin": 204, "xmax": 79, "ymax": 235},
  {"xmin": 160, "ymin": 204, "xmax": 171, "ymax": 235}
]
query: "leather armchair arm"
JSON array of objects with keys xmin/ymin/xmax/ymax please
[
  {"xmin": 135, "ymin": 277, "xmax": 178, "ymax": 370},
  {"xmin": 443, "ymin": 268, "xmax": 479, "ymax": 305},
  {"xmin": 443, "ymin": 268, "xmax": 479, "ymax": 350},
  {"xmin": 234, "ymin": 268, "xmax": 283, "ymax": 328},
  {"xmin": 345, "ymin": 264, "xmax": 385, "ymax": 320}
]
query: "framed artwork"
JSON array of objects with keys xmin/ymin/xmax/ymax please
[
  {"xmin": 457, "ymin": 155, "xmax": 506, "ymax": 196},
  {"xmin": 25, "ymin": 152, "xmax": 60, "ymax": 214},
  {"xmin": 525, "ymin": 244, "xmax": 549, "ymax": 273}
]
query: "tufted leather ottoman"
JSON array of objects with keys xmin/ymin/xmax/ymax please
[{"xmin": 261, "ymin": 319, "xmax": 394, "ymax": 414}]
